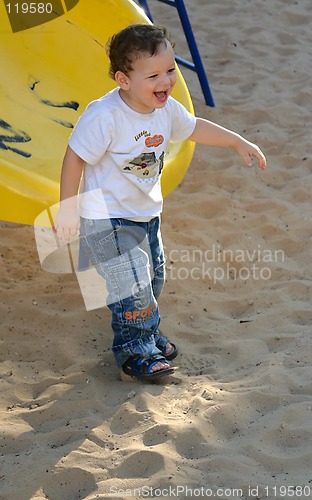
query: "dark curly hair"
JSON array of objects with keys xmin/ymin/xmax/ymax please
[{"xmin": 106, "ymin": 24, "xmax": 175, "ymax": 79}]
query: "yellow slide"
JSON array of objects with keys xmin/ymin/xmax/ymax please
[{"xmin": 0, "ymin": 0, "xmax": 195, "ymax": 226}]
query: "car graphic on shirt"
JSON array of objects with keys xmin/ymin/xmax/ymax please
[{"xmin": 122, "ymin": 152, "xmax": 164, "ymax": 179}]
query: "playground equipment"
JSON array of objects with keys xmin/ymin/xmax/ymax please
[
  {"xmin": 0, "ymin": 0, "xmax": 195, "ymax": 225},
  {"xmin": 137, "ymin": 0, "xmax": 215, "ymax": 107}
]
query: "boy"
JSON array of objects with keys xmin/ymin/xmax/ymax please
[{"xmin": 54, "ymin": 24, "xmax": 266, "ymax": 381}]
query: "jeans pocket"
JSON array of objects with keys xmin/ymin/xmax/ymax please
[
  {"xmin": 105, "ymin": 252, "xmax": 152, "ymax": 305},
  {"xmin": 80, "ymin": 218, "xmax": 122, "ymax": 264}
]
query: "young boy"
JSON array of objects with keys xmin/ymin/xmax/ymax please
[{"xmin": 54, "ymin": 24, "xmax": 266, "ymax": 381}]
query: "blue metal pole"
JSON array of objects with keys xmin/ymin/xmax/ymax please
[
  {"xmin": 137, "ymin": 0, "xmax": 154, "ymax": 20},
  {"xmin": 174, "ymin": 0, "xmax": 215, "ymax": 106}
]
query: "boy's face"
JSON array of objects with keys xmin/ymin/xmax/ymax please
[{"xmin": 116, "ymin": 39, "xmax": 177, "ymax": 114}]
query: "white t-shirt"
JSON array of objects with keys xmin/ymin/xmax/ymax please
[{"xmin": 68, "ymin": 87, "xmax": 196, "ymax": 220}]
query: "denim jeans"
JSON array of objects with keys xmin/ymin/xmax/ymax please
[{"xmin": 80, "ymin": 216, "xmax": 168, "ymax": 367}]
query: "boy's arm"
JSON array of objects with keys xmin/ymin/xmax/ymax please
[
  {"xmin": 53, "ymin": 145, "xmax": 85, "ymax": 240},
  {"xmin": 188, "ymin": 118, "xmax": 266, "ymax": 170}
]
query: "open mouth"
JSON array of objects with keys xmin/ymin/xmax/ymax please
[{"xmin": 154, "ymin": 90, "xmax": 168, "ymax": 102}]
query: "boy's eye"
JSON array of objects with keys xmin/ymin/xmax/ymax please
[{"xmin": 147, "ymin": 68, "xmax": 175, "ymax": 79}]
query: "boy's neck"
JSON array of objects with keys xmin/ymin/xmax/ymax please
[{"xmin": 119, "ymin": 89, "xmax": 155, "ymax": 115}]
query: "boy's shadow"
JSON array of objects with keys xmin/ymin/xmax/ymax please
[{"xmin": 4, "ymin": 347, "xmax": 170, "ymax": 499}]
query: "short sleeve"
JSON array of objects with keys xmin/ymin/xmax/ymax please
[
  {"xmin": 68, "ymin": 100, "xmax": 112, "ymax": 165},
  {"xmin": 168, "ymin": 97, "xmax": 196, "ymax": 143}
]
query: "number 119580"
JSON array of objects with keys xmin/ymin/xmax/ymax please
[{"xmin": 6, "ymin": 3, "xmax": 53, "ymax": 14}]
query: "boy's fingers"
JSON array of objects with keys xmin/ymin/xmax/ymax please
[
  {"xmin": 53, "ymin": 225, "xmax": 79, "ymax": 241},
  {"xmin": 53, "ymin": 224, "xmax": 66, "ymax": 241},
  {"xmin": 70, "ymin": 220, "xmax": 80, "ymax": 236},
  {"xmin": 240, "ymin": 151, "xmax": 253, "ymax": 167},
  {"xmin": 246, "ymin": 154, "xmax": 253, "ymax": 167},
  {"xmin": 70, "ymin": 226, "xmax": 79, "ymax": 237},
  {"xmin": 246, "ymin": 148, "xmax": 266, "ymax": 170},
  {"xmin": 253, "ymin": 150, "xmax": 267, "ymax": 170},
  {"xmin": 57, "ymin": 227, "xmax": 66, "ymax": 240},
  {"xmin": 52, "ymin": 224, "xmax": 62, "ymax": 239}
]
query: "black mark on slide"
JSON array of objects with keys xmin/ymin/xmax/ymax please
[{"xmin": 0, "ymin": 120, "xmax": 31, "ymax": 158}]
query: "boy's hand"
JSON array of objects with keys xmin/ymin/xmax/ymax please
[
  {"xmin": 53, "ymin": 205, "xmax": 80, "ymax": 241},
  {"xmin": 236, "ymin": 137, "xmax": 267, "ymax": 171}
]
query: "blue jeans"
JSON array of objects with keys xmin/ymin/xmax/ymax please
[{"xmin": 80, "ymin": 216, "xmax": 168, "ymax": 367}]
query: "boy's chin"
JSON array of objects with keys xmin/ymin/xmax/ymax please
[
  {"xmin": 154, "ymin": 102, "xmax": 167, "ymax": 109},
  {"xmin": 153, "ymin": 98, "xmax": 168, "ymax": 108}
]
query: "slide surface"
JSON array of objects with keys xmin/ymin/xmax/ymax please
[{"xmin": 0, "ymin": 0, "xmax": 195, "ymax": 225}]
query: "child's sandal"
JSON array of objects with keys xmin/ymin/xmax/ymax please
[
  {"xmin": 122, "ymin": 354, "xmax": 174, "ymax": 380},
  {"xmin": 156, "ymin": 338, "xmax": 178, "ymax": 361}
]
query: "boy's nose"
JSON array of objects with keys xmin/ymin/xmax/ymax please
[{"xmin": 159, "ymin": 74, "xmax": 171, "ymax": 87}]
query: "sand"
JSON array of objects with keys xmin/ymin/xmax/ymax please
[{"xmin": 1, "ymin": 0, "xmax": 312, "ymax": 498}]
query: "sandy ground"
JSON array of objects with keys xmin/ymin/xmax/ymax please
[{"xmin": 1, "ymin": 0, "xmax": 312, "ymax": 498}]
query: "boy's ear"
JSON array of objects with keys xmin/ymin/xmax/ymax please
[{"xmin": 115, "ymin": 71, "xmax": 130, "ymax": 89}]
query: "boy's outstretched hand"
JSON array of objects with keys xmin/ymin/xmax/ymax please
[{"xmin": 236, "ymin": 137, "xmax": 267, "ymax": 171}]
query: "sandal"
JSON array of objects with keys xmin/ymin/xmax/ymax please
[
  {"xmin": 122, "ymin": 354, "xmax": 174, "ymax": 380},
  {"xmin": 156, "ymin": 337, "xmax": 178, "ymax": 361}
]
